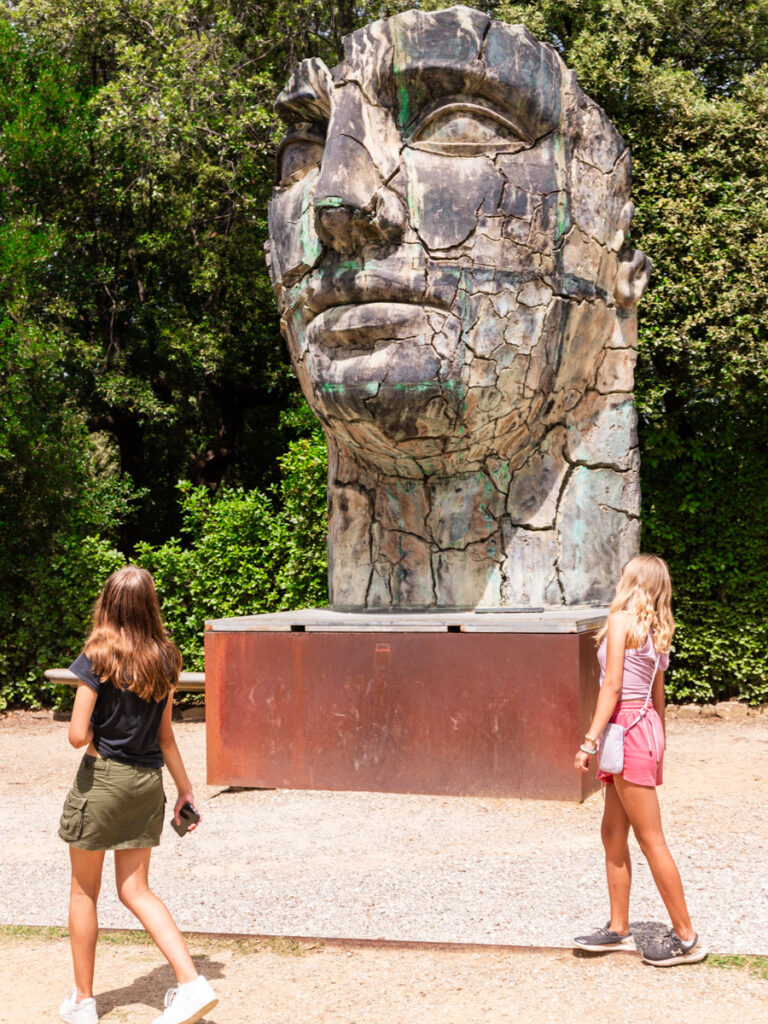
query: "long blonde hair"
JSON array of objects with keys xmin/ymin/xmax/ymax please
[
  {"xmin": 596, "ymin": 554, "xmax": 675, "ymax": 652},
  {"xmin": 84, "ymin": 566, "xmax": 181, "ymax": 701}
]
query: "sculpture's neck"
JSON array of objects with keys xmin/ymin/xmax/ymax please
[{"xmin": 327, "ymin": 465, "xmax": 508, "ymax": 610}]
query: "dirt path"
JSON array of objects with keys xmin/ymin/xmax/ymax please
[{"xmin": 2, "ymin": 926, "xmax": 767, "ymax": 1024}]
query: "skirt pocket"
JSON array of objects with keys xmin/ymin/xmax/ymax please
[{"xmin": 59, "ymin": 793, "xmax": 88, "ymax": 843}]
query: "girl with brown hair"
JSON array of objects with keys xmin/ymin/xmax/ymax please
[
  {"xmin": 57, "ymin": 566, "xmax": 218, "ymax": 1024},
  {"xmin": 573, "ymin": 554, "xmax": 707, "ymax": 967}
]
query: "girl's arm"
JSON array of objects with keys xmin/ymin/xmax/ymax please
[
  {"xmin": 158, "ymin": 694, "xmax": 201, "ymax": 830},
  {"xmin": 68, "ymin": 683, "xmax": 98, "ymax": 748},
  {"xmin": 652, "ymin": 667, "xmax": 666, "ymax": 739},
  {"xmin": 574, "ymin": 612, "xmax": 628, "ymax": 773}
]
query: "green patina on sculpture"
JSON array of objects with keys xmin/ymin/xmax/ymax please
[{"xmin": 265, "ymin": 5, "xmax": 652, "ymax": 610}]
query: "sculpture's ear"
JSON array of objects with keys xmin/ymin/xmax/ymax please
[
  {"xmin": 615, "ymin": 249, "xmax": 652, "ymax": 308},
  {"xmin": 612, "ymin": 202, "xmax": 652, "ymax": 308}
]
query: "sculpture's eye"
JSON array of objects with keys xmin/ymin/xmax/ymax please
[
  {"xmin": 409, "ymin": 101, "xmax": 530, "ymax": 156},
  {"xmin": 276, "ymin": 128, "xmax": 325, "ymax": 185}
]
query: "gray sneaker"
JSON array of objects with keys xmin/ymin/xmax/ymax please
[
  {"xmin": 574, "ymin": 923, "xmax": 632, "ymax": 951},
  {"xmin": 641, "ymin": 929, "xmax": 708, "ymax": 967}
]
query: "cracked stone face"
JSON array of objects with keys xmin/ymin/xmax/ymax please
[{"xmin": 266, "ymin": 5, "xmax": 652, "ymax": 610}]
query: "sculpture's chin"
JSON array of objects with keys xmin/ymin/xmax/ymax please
[
  {"xmin": 306, "ymin": 375, "xmax": 461, "ymax": 461},
  {"xmin": 301, "ymin": 382, "xmax": 541, "ymax": 478}
]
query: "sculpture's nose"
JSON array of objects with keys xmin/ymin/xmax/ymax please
[
  {"xmin": 314, "ymin": 191, "xmax": 406, "ymax": 254},
  {"xmin": 314, "ymin": 202, "xmax": 360, "ymax": 252},
  {"xmin": 314, "ymin": 87, "xmax": 405, "ymax": 254}
]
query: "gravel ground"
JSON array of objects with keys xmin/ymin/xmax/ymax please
[{"xmin": 0, "ymin": 710, "xmax": 766, "ymax": 953}]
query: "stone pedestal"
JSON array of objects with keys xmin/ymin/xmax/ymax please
[{"xmin": 204, "ymin": 608, "xmax": 605, "ymax": 802}]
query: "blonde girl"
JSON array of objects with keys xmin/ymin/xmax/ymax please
[
  {"xmin": 573, "ymin": 554, "xmax": 706, "ymax": 966},
  {"xmin": 58, "ymin": 566, "xmax": 218, "ymax": 1024}
]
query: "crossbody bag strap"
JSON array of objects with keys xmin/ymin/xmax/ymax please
[
  {"xmin": 624, "ymin": 651, "xmax": 661, "ymax": 734},
  {"xmin": 641, "ymin": 651, "xmax": 661, "ymax": 714}
]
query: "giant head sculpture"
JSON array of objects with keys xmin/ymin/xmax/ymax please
[{"xmin": 266, "ymin": 5, "xmax": 651, "ymax": 610}]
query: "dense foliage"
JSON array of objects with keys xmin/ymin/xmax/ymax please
[{"xmin": 1, "ymin": 1, "xmax": 766, "ymax": 705}]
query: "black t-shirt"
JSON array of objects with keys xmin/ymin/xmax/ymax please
[{"xmin": 68, "ymin": 651, "xmax": 168, "ymax": 767}]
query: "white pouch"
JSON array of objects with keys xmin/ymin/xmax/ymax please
[
  {"xmin": 598, "ymin": 722, "xmax": 625, "ymax": 774},
  {"xmin": 598, "ymin": 652, "xmax": 661, "ymax": 776}
]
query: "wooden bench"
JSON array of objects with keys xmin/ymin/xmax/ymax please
[{"xmin": 44, "ymin": 669, "xmax": 205, "ymax": 694}]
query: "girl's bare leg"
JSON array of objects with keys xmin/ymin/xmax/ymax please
[
  {"xmin": 614, "ymin": 776, "xmax": 695, "ymax": 940},
  {"xmin": 68, "ymin": 848, "xmax": 106, "ymax": 999},
  {"xmin": 601, "ymin": 782, "xmax": 632, "ymax": 934},
  {"xmin": 114, "ymin": 847, "xmax": 197, "ymax": 983}
]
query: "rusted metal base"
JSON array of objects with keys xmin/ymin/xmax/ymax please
[{"xmin": 205, "ymin": 610, "xmax": 604, "ymax": 801}]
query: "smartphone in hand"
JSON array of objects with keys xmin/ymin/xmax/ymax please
[{"xmin": 171, "ymin": 802, "xmax": 200, "ymax": 837}]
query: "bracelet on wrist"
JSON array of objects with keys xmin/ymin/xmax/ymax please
[
  {"xmin": 579, "ymin": 743, "xmax": 598, "ymax": 755},
  {"xmin": 585, "ymin": 733, "xmax": 597, "ymax": 744}
]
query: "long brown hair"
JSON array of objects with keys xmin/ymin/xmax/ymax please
[
  {"xmin": 596, "ymin": 554, "xmax": 675, "ymax": 653},
  {"xmin": 84, "ymin": 566, "xmax": 181, "ymax": 701}
]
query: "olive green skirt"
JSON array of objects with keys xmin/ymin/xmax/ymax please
[{"xmin": 59, "ymin": 754, "xmax": 165, "ymax": 851}]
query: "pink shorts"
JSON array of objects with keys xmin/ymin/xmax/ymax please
[{"xmin": 597, "ymin": 703, "xmax": 665, "ymax": 788}]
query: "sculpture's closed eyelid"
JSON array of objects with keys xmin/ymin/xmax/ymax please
[
  {"xmin": 407, "ymin": 98, "xmax": 533, "ymax": 154},
  {"xmin": 275, "ymin": 125, "xmax": 326, "ymax": 186}
]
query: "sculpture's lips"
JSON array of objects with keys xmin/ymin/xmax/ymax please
[
  {"xmin": 301, "ymin": 260, "xmax": 437, "ymax": 319},
  {"xmin": 307, "ymin": 302, "xmax": 446, "ymax": 349}
]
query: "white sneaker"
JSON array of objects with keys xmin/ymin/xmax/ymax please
[
  {"xmin": 59, "ymin": 988, "xmax": 99, "ymax": 1024},
  {"xmin": 151, "ymin": 975, "xmax": 218, "ymax": 1024}
]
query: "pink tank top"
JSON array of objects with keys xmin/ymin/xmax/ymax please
[{"xmin": 597, "ymin": 631, "xmax": 670, "ymax": 701}]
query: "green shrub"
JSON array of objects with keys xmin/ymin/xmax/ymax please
[
  {"xmin": 643, "ymin": 420, "xmax": 768, "ymax": 703},
  {"xmin": 136, "ymin": 423, "xmax": 328, "ymax": 670}
]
